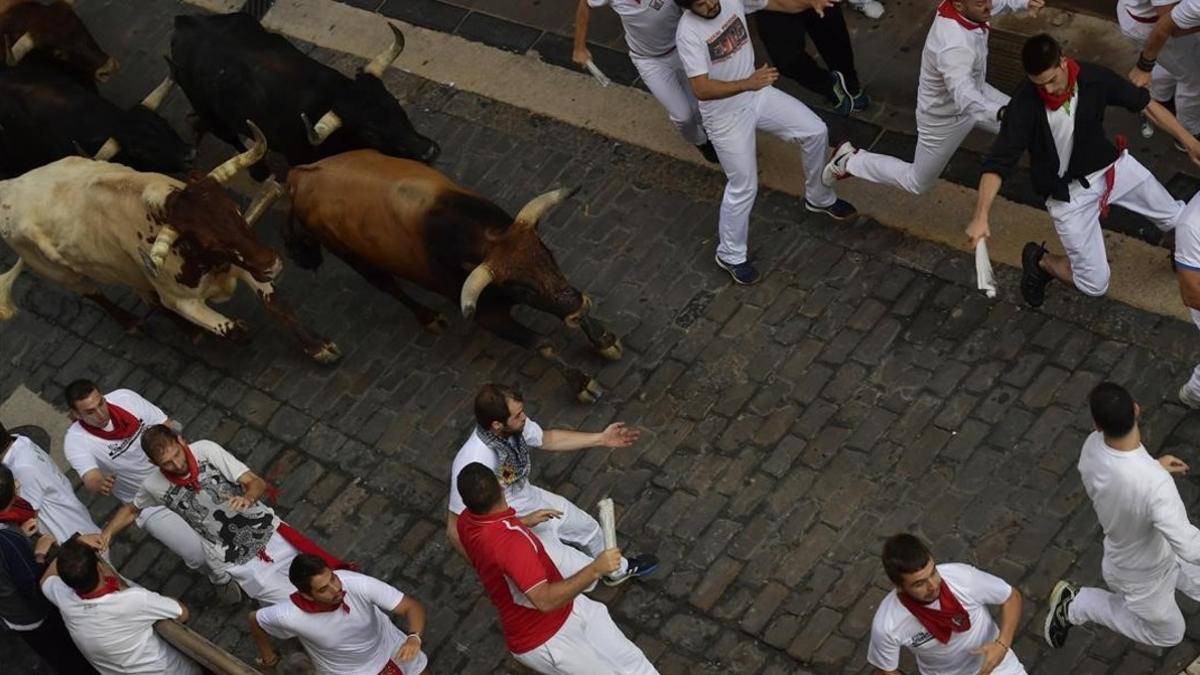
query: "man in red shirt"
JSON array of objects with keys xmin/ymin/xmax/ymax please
[{"xmin": 455, "ymin": 462, "xmax": 657, "ymax": 674}]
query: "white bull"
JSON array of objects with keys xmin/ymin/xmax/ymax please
[{"xmin": 0, "ymin": 126, "xmax": 339, "ymax": 362}]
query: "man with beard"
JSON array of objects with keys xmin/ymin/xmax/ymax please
[
  {"xmin": 85, "ymin": 425, "xmax": 352, "ymax": 604},
  {"xmin": 61, "ymin": 380, "xmax": 234, "ymax": 601},
  {"xmin": 868, "ymin": 533, "xmax": 1025, "ymax": 675},
  {"xmin": 445, "ymin": 384, "xmax": 657, "ymax": 587}
]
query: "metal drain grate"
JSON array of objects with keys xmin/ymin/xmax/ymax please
[{"xmin": 240, "ymin": 0, "xmax": 276, "ymax": 21}]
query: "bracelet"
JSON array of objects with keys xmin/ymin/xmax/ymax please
[
  {"xmin": 406, "ymin": 633, "xmax": 422, "ymax": 644},
  {"xmin": 995, "ymin": 638, "xmax": 1009, "ymax": 650},
  {"xmin": 1137, "ymin": 54, "xmax": 1157, "ymax": 72}
]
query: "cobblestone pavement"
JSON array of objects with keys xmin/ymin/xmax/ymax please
[{"xmin": 4, "ymin": 1, "xmax": 1200, "ymax": 673}]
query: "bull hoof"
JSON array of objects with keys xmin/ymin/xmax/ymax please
[
  {"xmin": 311, "ymin": 341, "xmax": 342, "ymax": 364},
  {"xmin": 596, "ymin": 338, "xmax": 623, "ymax": 361},
  {"xmin": 424, "ymin": 313, "xmax": 449, "ymax": 334},
  {"xmin": 576, "ymin": 379, "xmax": 603, "ymax": 404},
  {"xmin": 223, "ymin": 321, "xmax": 251, "ymax": 345}
]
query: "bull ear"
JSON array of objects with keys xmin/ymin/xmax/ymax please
[
  {"xmin": 513, "ymin": 187, "xmax": 578, "ymax": 231},
  {"xmin": 361, "ymin": 23, "xmax": 405, "ymax": 78}
]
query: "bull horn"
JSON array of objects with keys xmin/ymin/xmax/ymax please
[
  {"xmin": 147, "ymin": 226, "xmax": 179, "ymax": 272},
  {"xmin": 362, "ymin": 24, "xmax": 405, "ymax": 78},
  {"xmin": 514, "ymin": 187, "xmax": 578, "ymax": 229},
  {"xmin": 241, "ymin": 178, "xmax": 284, "ymax": 227},
  {"xmin": 93, "ymin": 136, "xmax": 120, "ymax": 161},
  {"xmin": 301, "ymin": 110, "xmax": 343, "ymax": 146},
  {"xmin": 6, "ymin": 33, "xmax": 34, "ymax": 66},
  {"xmin": 139, "ymin": 75, "xmax": 173, "ymax": 112},
  {"xmin": 208, "ymin": 120, "xmax": 267, "ymax": 184},
  {"xmin": 460, "ymin": 263, "xmax": 494, "ymax": 319}
]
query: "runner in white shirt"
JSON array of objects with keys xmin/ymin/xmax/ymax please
[
  {"xmin": 1129, "ymin": 0, "xmax": 1200, "ymax": 92},
  {"xmin": 0, "ymin": 424, "xmax": 99, "ymax": 545},
  {"xmin": 675, "ymin": 0, "xmax": 856, "ymax": 286},
  {"xmin": 249, "ymin": 554, "xmax": 429, "ymax": 675},
  {"xmin": 445, "ymin": 384, "xmax": 657, "ymax": 587},
  {"xmin": 1172, "ymin": 192, "xmax": 1200, "ymax": 407},
  {"xmin": 1117, "ymin": 0, "xmax": 1200, "ymax": 137},
  {"xmin": 1044, "ymin": 382, "xmax": 1200, "ymax": 649},
  {"xmin": 62, "ymin": 380, "xmax": 229, "ymax": 595},
  {"xmin": 573, "ymin": 0, "xmax": 719, "ymax": 163},
  {"xmin": 822, "ymin": 0, "xmax": 1043, "ymax": 194},
  {"xmin": 868, "ymin": 533, "xmax": 1025, "ymax": 675},
  {"xmin": 41, "ymin": 536, "xmax": 201, "ymax": 675}
]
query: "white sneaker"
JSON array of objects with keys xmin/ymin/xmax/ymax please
[
  {"xmin": 850, "ymin": 0, "xmax": 885, "ymax": 19},
  {"xmin": 1179, "ymin": 384, "xmax": 1200, "ymax": 409},
  {"xmin": 822, "ymin": 141, "xmax": 856, "ymax": 187},
  {"xmin": 216, "ymin": 579, "xmax": 243, "ymax": 605}
]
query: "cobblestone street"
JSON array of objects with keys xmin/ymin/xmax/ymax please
[{"xmin": 3, "ymin": 1, "xmax": 1200, "ymax": 673}]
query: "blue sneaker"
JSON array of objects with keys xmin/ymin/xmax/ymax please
[
  {"xmin": 715, "ymin": 255, "xmax": 761, "ymax": 285},
  {"xmin": 805, "ymin": 198, "xmax": 858, "ymax": 221},
  {"xmin": 830, "ymin": 70, "xmax": 852, "ymax": 116},
  {"xmin": 851, "ymin": 89, "xmax": 871, "ymax": 112},
  {"xmin": 604, "ymin": 553, "xmax": 659, "ymax": 587}
]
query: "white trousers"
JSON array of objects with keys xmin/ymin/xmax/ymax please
[
  {"xmin": 221, "ymin": 528, "xmax": 300, "ymax": 605},
  {"xmin": 1120, "ymin": 12, "xmax": 1200, "ymax": 134},
  {"xmin": 1187, "ymin": 309, "xmax": 1200, "ymax": 397},
  {"xmin": 1151, "ymin": 64, "xmax": 1178, "ymax": 103},
  {"xmin": 845, "ymin": 97, "xmax": 1006, "ymax": 195},
  {"xmin": 138, "ymin": 505, "xmax": 213, "ymax": 575},
  {"xmin": 512, "ymin": 595, "xmax": 658, "ymax": 675},
  {"xmin": 1069, "ymin": 556, "xmax": 1200, "ymax": 647},
  {"xmin": 631, "ymin": 50, "xmax": 707, "ymax": 146},
  {"xmin": 526, "ymin": 486, "xmax": 629, "ymax": 580},
  {"xmin": 705, "ymin": 87, "xmax": 837, "ymax": 264},
  {"xmin": 1044, "ymin": 152, "xmax": 1183, "ymax": 296}
]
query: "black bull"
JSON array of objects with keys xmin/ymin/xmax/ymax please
[
  {"xmin": 0, "ymin": 60, "xmax": 191, "ymax": 177},
  {"xmin": 168, "ymin": 12, "xmax": 439, "ymax": 181}
]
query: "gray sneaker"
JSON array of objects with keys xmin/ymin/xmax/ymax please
[
  {"xmin": 1180, "ymin": 384, "xmax": 1200, "ymax": 409},
  {"xmin": 216, "ymin": 579, "xmax": 243, "ymax": 606}
]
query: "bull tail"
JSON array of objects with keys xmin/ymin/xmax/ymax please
[{"xmin": 0, "ymin": 257, "xmax": 25, "ymax": 320}]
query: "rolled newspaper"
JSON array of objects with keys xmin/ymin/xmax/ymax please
[
  {"xmin": 597, "ymin": 497, "xmax": 617, "ymax": 549},
  {"xmin": 975, "ymin": 239, "xmax": 996, "ymax": 298},
  {"xmin": 585, "ymin": 59, "xmax": 612, "ymax": 88}
]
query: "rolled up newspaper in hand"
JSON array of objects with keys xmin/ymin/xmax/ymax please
[
  {"xmin": 597, "ymin": 497, "xmax": 617, "ymax": 549},
  {"xmin": 585, "ymin": 59, "xmax": 612, "ymax": 88},
  {"xmin": 975, "ymin": 239, "xmax": 997, "ymax": 298}
]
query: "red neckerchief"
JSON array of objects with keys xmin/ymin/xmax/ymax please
[
  {"xmin": 257, "ymin": 522, "xmax": 359, "ymax": 571},
  {"xmin": 160, "ymin": 444, "xmax": 201, "ymax": 494},
  {"xmin": 897, "ymin": 580, "xmax": 972, "ymax": 644},
  {"xmin": 76, "ymin": 574, "xmax": 121, "ymax": 600},
  {"xmin": 290, "ymin": 586, "xmax": 349, "ymax": 614},
  {"xmin": 1037, "ymin": 58, "xmax": 1080, "ymax": 111},
  {"xmin": 936, "ymin": 0, "xmax": 988, "ymax": 31},
  {"xmin": 78, "ymin": 402, "xmax": 140, "ymax": 441},
  {"xmin": 0, "ymin": 497, "xmax": 37, "ymax": 525},
  {"xmin": 379, "ymin": 660, "xmax": 404, "ymax": 675}
]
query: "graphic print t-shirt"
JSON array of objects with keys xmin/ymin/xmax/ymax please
[
  {"xmin": 63, "ymin": 389, "xmax": 167, "ymax": 504},
  {"xmin": 676, "ymin": 0, "xmax": 768, "ymax": 118},
  {"xmin": 133, "ymin": 440, "xmax": 277, "ymax": 566}
]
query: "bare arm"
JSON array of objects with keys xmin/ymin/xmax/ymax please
[
  {"xmin": 524, "ymin": 549, "xmax": 620, "ymax": 612},
  {"xmin": 541, "ymin": 423, "xmax": 641, "ymax": 451},
  {"xmin": 572, "ymin": 0, "xmax": 593, "ymax": 66},
  {"xmin": 1178, "ymin": 270, "xmax": 1200, "ymax": 310},
  {"xmin": 97, "ymin": 503, "xmax": 142, "ymax": 549},
  {"xmin": 80, "ymin": 469, "xmax": 116, "ymax": 496},
  {"xmin": 228, "ymin": 470, "xmax": 268, "ymax": 510},
  {"xmin": 247, "ymin": 611, "xmax": 280, "ymax": 668},
  {"xmin": 391, "ymin": 595, "xmax": 427, "ymax": 661},
  {"xmin": 446, "ymin": 511, "xmax": 467, "ymax": 559},
  {"xmin": 965, "ymin": 173, "xmax": 1004, "ymax": 246},
  {"xmin": 176, "ymin": 599, "xmax": 190, "ymax": 624},
  {"xmin": 996, "ymin": 587, "xmax": 1021, "ymax": 652},
  {"xmin": 1146, "ymin": 100, "xmax": 1200, "ymax": 163},
  {"xmin": 688, "ymin": 67, "xmax": 777, "ymax": 101}
]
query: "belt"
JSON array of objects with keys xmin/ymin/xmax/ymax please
[
  {"xmin": 1126, "ymin": 9, "xmax": 1158, "ymax": 23},
  {"xmin": 1099, "ymin": 136, "xmax": 1128, "ymax": 219}
]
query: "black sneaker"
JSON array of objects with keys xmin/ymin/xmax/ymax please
[
  {"xmin": 696, "ymin": 141, "xmax": 720, "ymax": 164},
  {"xmin": 806, "ymin": 198, "xmax": 857, "ymax": 221},
  {"xmin": 830, "ymin": 70, "xmax": 852, "ymax": 116},
  {"xmin": 604, "ymin": 553, "xmax": 659, "ymax": 587},
  {"xmin": 1044, "ymin": 580, "xmax": 1077, "ymax": 648},
  {"xmin": 1021, "ymin": 241, "xmax": 1053, "ymax": 308},
  {"xmin": 715, "ymin": 255, "xmax": 761, "ymax": 285}
]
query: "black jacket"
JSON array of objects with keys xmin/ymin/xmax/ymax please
[
  {"xmin": 0, "ymin": 524, "xmax": 48, "ymax": 628},
  {"xmin": 981, "ymin": 61, "xmax": 1150, "ymax": 202}
]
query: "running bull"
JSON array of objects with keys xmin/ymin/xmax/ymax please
[
  {"xmin": 284, "ymin": 150, "xmax": 621, "ymax": 402},
  {"xmin": 169, "ymin": 12, "xmax": 439, "ymax": 180},
  {"xmin": 0, "ymin": 124, "xmax": 339, "ymax": 363},
  {"xmin": 0, "ymin": 0, "xmax": 117, "ymax": 87},
  {"xmin": 0, "ymin": 61, "xmax": 191, "ymax": 177}
]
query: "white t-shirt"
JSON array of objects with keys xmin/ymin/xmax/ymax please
[
  {"xmin": 447, "ymin": 419, "xmax": 545, "ymax": 516},
  {"xmin": 1174, "ymin": 191, "xmax": 1200, "ymax": 271},
  {"xmin": 1172, "ymin": 0, "xmax": 1200, "ymax": 29},
  {"xmin": 63, "ymin": 389, "xmax": 167, "ymax": 505},
  {"xmin": 256, "ymin": 571, "xmax": 427, "ymax": 675},
  {"xmin": 590, "ymin": 0, "xmax": 682, "ymax": 57},
  {"xmin": 134, "ymin": 440, "xmax": 278, "ymax": 567},
  {"xmin": 868, "ymin": 563, "xmax": 1021, "ymax": 675},
  {"xmin": 917, "ymin": 0, "xmax": 1026, "ymax": 121},
  {"xmin": 1078, "ymin": 431, "xmax": 1200, "ymax": 573},
  {"xmin": 1046, "ymin": 89, "xmax": 1078, "ymax": 178},
  {"xmin": 41, "ymin": 576, "xmax": 200, "ymax": 675},
  {"xmin": 2, "ymin": 435, "xmax": 99, "ymax": 544},
  {"xmin": 676, "ymin": 0, "xmax": 768, "ymax": 119}
]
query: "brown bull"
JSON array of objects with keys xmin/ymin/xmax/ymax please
[{"xmin": 284, "ymin": 150, "xmax": 621, "ymax": 401}]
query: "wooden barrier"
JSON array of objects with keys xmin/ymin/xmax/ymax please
[{"xmin": 154, "ymin": 620, "xmax": 262, "ymax": 675}]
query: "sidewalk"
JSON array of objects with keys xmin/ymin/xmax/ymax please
[{"xmin": 362, "ymin": 0, "xmax": 1200, "ymax": 246}]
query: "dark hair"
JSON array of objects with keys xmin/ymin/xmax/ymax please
[
  {"xmin": 288, "ymin": 554, "xmax": 329, "ymax": 594},
  {"xmin": 58, "ymin": 537, "xmax": 101, "ymax": 594},
  {"xmin": 141, "ymin": 424, "xmax": 179, "ymax": 463},
  {"xmin": 882, "ymin": 533, "xmax": 933, "ymax": 584},
  {"xmin": 0, "ymin": 465, "xmax": 13, "ymax": 511},
  {"xmin": 1090, "ymin": 381, "xmax": 1136, "ymax": 437},
  {"xmin": 1021, "ymin": 33, "xmax": 1062, "ymax": 75},
  {"xmin": 64, "ymin": 379, "xmax": 100, "ymax": 412},
  {"xmin": 458, "ymin": 462, "xmax": 503, "ymax": 514},
  {"xmin": 474, "ymin": 384, "xmax": 522, "ymax": 429}
]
